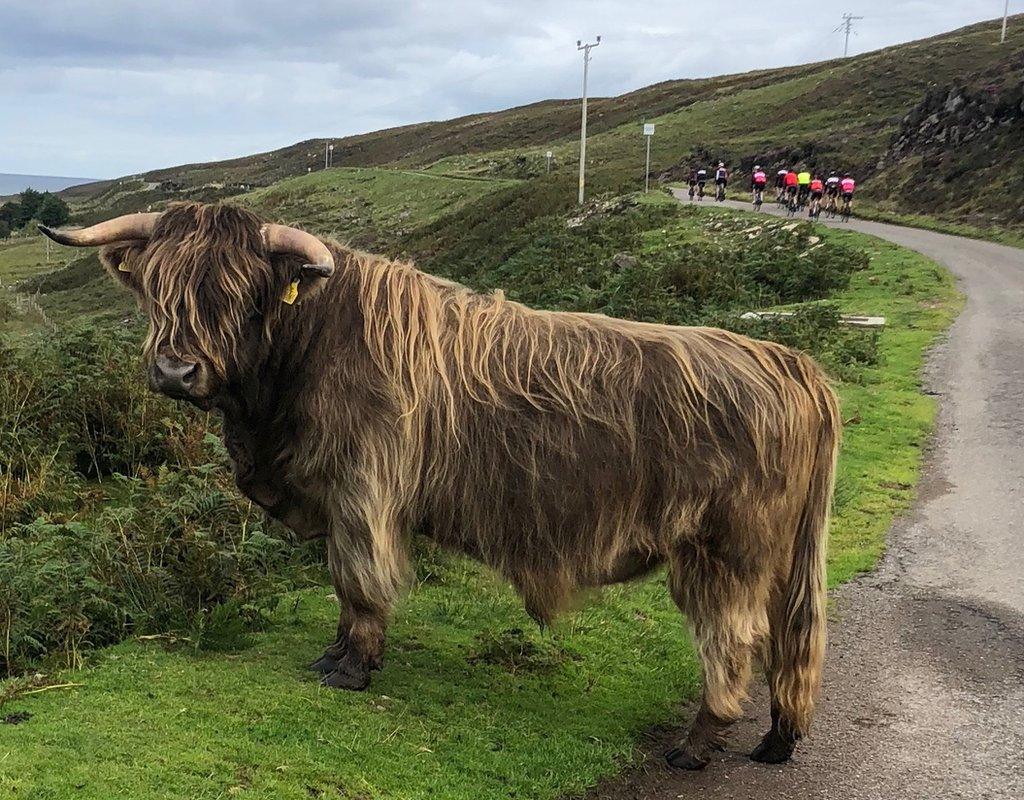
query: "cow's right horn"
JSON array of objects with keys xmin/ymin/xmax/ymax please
[
  {"xmin": 261, "ymin": 224, "xmax": 335, "ymax": 277},
  {"xmin": 38, "ymin": 212, "xmax": 160, "ymax": 247}
]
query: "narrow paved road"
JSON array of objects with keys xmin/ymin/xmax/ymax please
[{"xmin": 587, "ymin": 193, "xmax": 1024, "ymax": 800}]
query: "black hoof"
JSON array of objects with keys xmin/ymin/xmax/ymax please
[
  {"xmin": 321, "ymin": 653, "xmax": 371, "ymax": 691},
  {"xmin": 750, "ymin": 731, "xmax": 796, "ymax": 764},
  {"xmin": 309, "ymin": 652, "xmax": 340, "ymax": 674},
  {"xmin": 665, "ymin": 746, "xmax": 710, "ymax": 771}
]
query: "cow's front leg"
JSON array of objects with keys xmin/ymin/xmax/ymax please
[
  {"xmin": 317, "ymin": 527, "xmax": 401, "ymax": 690},
  {"xmin": 320, "ymin": 607, "xmax": 387, "ymax": 690}
]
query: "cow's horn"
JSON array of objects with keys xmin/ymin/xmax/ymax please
[
  {"xmin": 261, "ymin": 224, "xmax": 335, "ymax": 276},
  {"xmin": 38, "ymin": 212, "xmax": 160, "ymax": 247}
]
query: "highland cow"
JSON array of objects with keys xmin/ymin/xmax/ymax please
[{"xmin": 41, "ymin": 202, "xmax": 840, "ymax": 770}]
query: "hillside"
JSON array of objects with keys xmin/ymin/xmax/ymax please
[{"xmin": 61, "ymin": 15, "xmax": 1024, "ymax": 233}]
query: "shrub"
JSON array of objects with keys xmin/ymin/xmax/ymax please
[{"xmin": 0, "ymin": 324, "xmax": 322, "ymax": 675}]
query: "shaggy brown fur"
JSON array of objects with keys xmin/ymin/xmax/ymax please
[{"xmin": 91, "ymin": 202, "xmax": 839, "ymax": 769}]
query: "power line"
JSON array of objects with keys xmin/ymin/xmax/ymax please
[
  {"xmin": 834, "ymin": 13, "xmax": 865, "ymax": 57},
  {"xmin": 1002, "ymin": 0, "xmax": 1010, "ymax": 44}
]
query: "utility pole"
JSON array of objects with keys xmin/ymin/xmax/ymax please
[
  {"xmin": 324, "ymin": 141, "xmax": 331, "ymax": 170},
  {"xmin": 576, "ymin": 35, "xmax": 600, "ymax": 204},
  {"xmin": 836, "ymin": 13, "xmax": 864, "ymax": 57},
  {"xmin": 1002, "ymin": 0, "xmax": 1010, "ymax": 43}
]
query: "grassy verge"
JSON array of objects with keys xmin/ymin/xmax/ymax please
[
  {"xmin": 0, "ymin": 215, "xmax": 959, "ymax": 800},
  {"xmin": 849, "ymin": 204, "xmax": 1024, "ymax": 249}
]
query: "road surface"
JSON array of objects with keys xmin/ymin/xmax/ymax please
[{"xmin": 586, "ymin": 194, "xmax": 1024, "ymax": 800}]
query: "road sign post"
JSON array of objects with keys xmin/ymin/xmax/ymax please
[
  {"xmin": 546, "ymin": 150, "xmax": 553, "ymax": 173},
  {"xmin": 642, "ymin": 123, "xmax": 655, "ymax": 193}
]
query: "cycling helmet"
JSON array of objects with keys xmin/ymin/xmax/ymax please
[
  {"xmin": 829, "ymin": 171, "xmax": 837, "ymax": 177},
  {"xmin": 754, "ymin": 165, "xmax": 761, "ymax": 170},
  {"xmin": 718, "ymin": 161, "xmax": 724, "ymax": 167}
]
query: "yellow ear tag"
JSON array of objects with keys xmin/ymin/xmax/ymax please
[
  {"xmin": 282, "ymin": 280, "xmax": 300, "ymax": 305},
  {"xmin": 118, "ymin": 262, "xmax": 131, "ymax": 272}
]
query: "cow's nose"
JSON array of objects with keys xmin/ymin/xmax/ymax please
[{"xmin": 152, "ymin": 353, "xmax": 200, "ymax": 396}]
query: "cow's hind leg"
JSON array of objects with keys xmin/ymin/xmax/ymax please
[
  {"xmin": 309, "ymin": 613, "xmax": 351, "ymax": 675},
  {"xmin": 751, "ymin": 574, "xmax": 819, "ymax": 764},
  {"xmin": 665, "ymin": 541, "xmax": 770, "ymax": 770}
]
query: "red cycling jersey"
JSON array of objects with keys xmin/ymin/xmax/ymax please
[
  {"xmin": 810, "ymin": 179, "xmax": 823, "ymax": 192},
  {"xmin": 784, "ymin": 171, "xmax": 799, "ymax": 187}
]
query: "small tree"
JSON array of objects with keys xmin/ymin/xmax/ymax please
[
  {"xmin": 36, "ymin": 193, "xmax": 71, "ymax": 227},
  {"xmin": 0, "ymin": 201, "xmax": 20, "ymax": 227},
  {"xmin": 0, "ymin": 220, "xmax": 10, "ymax": 240},
  {"xmin": 17, "ymin": 188, "xmax": 44, "ymax": 226}
]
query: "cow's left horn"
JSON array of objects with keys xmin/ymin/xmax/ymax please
[
  {"xmin": 38, "ymin": 212, "xmax": 160, "ymax": 247},
  {"xmin": 261, "ymin": 224, "xmax": 335, "ymax": 277}
]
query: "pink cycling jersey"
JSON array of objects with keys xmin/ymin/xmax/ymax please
[
  {"xmin": 753, "ymin": 171, "xmax": 767, "ymax": 185},
  {"xmin": 840, "ymin": 178, "xmax": 856, "ymax": 193}
]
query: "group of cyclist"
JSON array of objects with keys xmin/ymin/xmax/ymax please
[
  {"xmin": 686, "ymin": 162, "xmax": 857, "ymax": 221},
  {"xmin": 686, "ymin": 163, "xmax": 732, "ymax": 202}
]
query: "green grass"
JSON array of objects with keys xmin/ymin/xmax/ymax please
[
  {"xmin": 0, "ymin": 237, "xmax": 64, "ymax": 283},
  {"xmin": 235, "ymin": 168, "xmax": 513, "ymax": 251},
  {"xmin": 850, "ymin": 205, "xmax": 1024, "ymax": 250},
  {"xmin": 0, "ymin": 212, "xmax": 961, "ymax": 799}
]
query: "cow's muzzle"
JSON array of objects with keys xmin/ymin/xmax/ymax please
[{"xmin": 150, "ymin": 353, "xmax": 211, "ymax": 402}]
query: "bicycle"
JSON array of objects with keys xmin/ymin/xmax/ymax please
[
  {"xmin": 715, "ymin": 182, "xmax": 727, "ymax": 202},
  {"xmin": 796, "ymin": 185, "xmax": 810, "ymax": 211},
  {"xmin": 752, "ymin": 186, "xmax": 764, "ymax": 211},
  {"xmin": 823, "ymin": 194, "xmax": 838, "ymax": 219},
  {"xmin": 785, "ymin": 190, "xmax": 798, "ymax": 217},
  {"xmin": 696, "ymin": 182, "xmax": 706, "ymax": 201},
  {"xmin": 775, "ymin": 186, "xmax": 786, "ymax": 208},
  {"xmin": 688, "ymin": 183, "xmax": 696, "ymax": 201},
  {"xmin": 840, "ymin": 194, "xmax": 853, "ymax": 222},
  {"xmin": 808, "ymin": 195, "xmax": 822, "ymax": 220}
]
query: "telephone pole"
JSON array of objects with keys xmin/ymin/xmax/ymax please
[
  {"xmin": 1002, "ymin": 0, "xmax": 1010, "ymax": 43},
  {"xmin": 576, "ymin": 36, "xmax": 600, "ymax": 205},
  {"xmin": 836, "ymin": 13, "xmax": 864, "ymax": 57}
]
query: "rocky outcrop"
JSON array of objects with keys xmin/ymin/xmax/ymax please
[{"xmin": 882, "ymin": 81, "xmax": 1023, "ymax": 166}]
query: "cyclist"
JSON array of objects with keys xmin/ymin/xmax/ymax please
[
  {"xmin": 751, "ymin": 165, "xmax": 767, "ymax": 208},
  {"xmin": 695, "ymin": 166, "xmax": 708, "ymax": 200},
  {"xmin": 824, "ymin": 171, "xmax": 841, "ymax": 217},
  {"xmin": 840, "ymin": 173, "xmax": 856, "ymax": 219},
  {"xmin": 687, "ymin": 168, "xmax": 699, "ymax": 200},
  {"xmin": 808, "ymin": 174, "xmax": 824, "ymax": 219},
  {"xmin": 775, "ymin": 168, "xmax": 788, "ymax": 203},
  {"xmin": 797, "ymin": 167, "xmax": 812, "ymax": 209},
  {"xmin": 714, "ymin": 162, "xmax": 729, "ymax": 201},
  {"xmin": 784, "ymin": 167, "xmax": 799, "ymax": 209}
]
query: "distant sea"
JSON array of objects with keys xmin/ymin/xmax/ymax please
[{"xmin": 0, "ymin": 173, "xmax": 100, "ymax": 196}]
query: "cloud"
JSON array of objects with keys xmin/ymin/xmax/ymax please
[{"xmin": 0, "ymin": 0, "xmax": 1003, "ymax": 176}]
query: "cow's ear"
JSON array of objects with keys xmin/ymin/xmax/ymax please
[
  {"xmin": 272, "ymin": 256, "xmax": 332, "ymax": 307},
  {"xmin": 98, "ymin": 242, "xmax": 146, "ymax": 292}
]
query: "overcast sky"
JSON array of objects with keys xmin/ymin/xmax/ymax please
[{"xmin": 0, "ymin": 1, "xmax": 1010, "ymax": 178}]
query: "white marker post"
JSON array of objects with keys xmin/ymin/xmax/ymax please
[
  {"xmin": 643, "ymin": 123, "xmax": 655, "ymax": 193},
  {"xmin": 546, "ymin": 150, "xmax": 553, "ymax": 173}
]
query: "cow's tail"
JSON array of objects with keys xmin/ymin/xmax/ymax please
[{"xmin": 771, "ymin": 380, "xmax": 840, "ymax": 738}]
